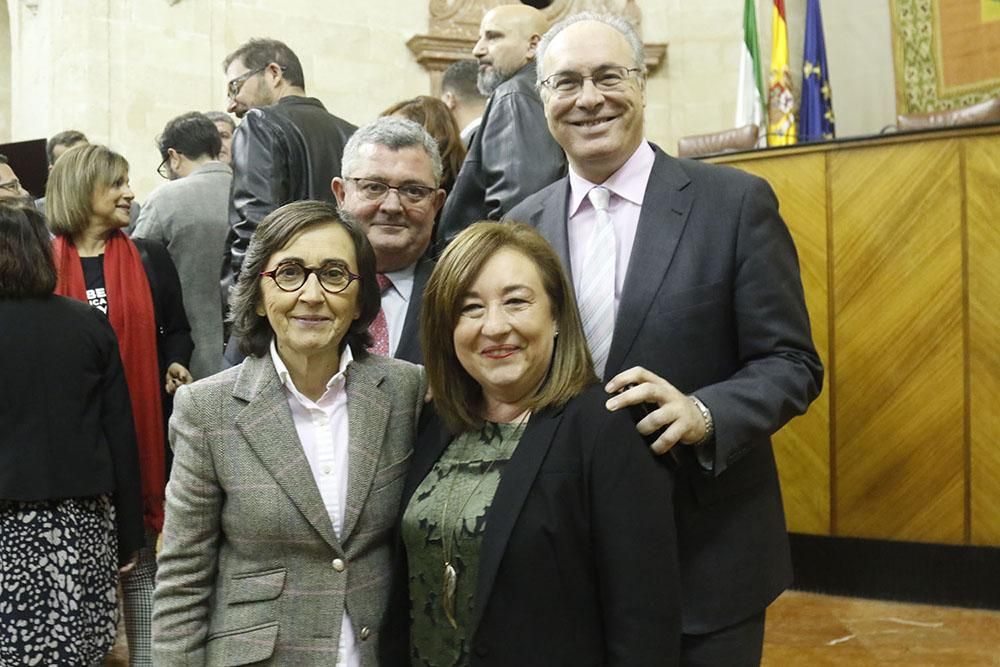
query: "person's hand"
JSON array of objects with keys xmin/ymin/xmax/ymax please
[
  {"xmin": 119, "ymin": 551, "xmax": 139, "ymax": 574},
  {"xmin": 605, "ymin": 366, "xmax": 706, "ymax": 455},
  {"xmin": 165, "ymin": 362, "xmax": 193, "ymax": 395}
]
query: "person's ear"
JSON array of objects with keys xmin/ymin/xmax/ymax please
[
  {"xmin": 441, "ymin": 91, "xmax": 457, "ymax": 110},
  {"xmin": 331, "ymin": 177, "xmax": 346, "ymax": 205}
]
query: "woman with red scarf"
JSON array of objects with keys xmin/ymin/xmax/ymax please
[{"xmin": 47, "ymin": 144, "xmax": 193, "ymax": 667}]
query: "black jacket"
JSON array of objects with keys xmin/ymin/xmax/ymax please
[
  {"xmin": 436, "ymin": 62, "xmax": 565, "ymax": 251},
  {"xmin": 224, "ymin": 95, "xmax": 357, "ymax": 284},
  {"xmin": 0, "ymin": 296, "xmax": 144, "ymax": 564},
  {"xmin": 391, "ymin": 386, "xmax": 681, "ymax": 666}
]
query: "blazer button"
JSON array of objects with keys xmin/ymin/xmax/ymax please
[
  {"xmin": 331, "ymin": 558, "xmax": 346, "ymax": 572},
  {"xmin": 359, "ymin": 626, "xmax": 371, "ymax": 641}
]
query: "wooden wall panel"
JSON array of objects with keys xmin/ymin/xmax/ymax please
[
  {"xmin": 830, "ymin": 141, "xmax": 965, "ymax": 543},
  {"xmin": 735, "ymin": 155, "xmax": 831, "ymax": 536},
  {"xmin": 967, "ymin": 138, "xmax": 1000, "ymax": 544}
]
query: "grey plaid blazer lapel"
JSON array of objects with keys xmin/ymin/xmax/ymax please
[
  {"xmin": 341, "ymin": 358, "xmax": 390, "ymax": 541},
  {"xmin": 232, "ymin": 355, "xmax": 342, "ymax": 554}
]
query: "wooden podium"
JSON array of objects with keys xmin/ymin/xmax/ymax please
[{"xmin": 706, "ymin": 124, "xmax": 1000, "ymax": 546}]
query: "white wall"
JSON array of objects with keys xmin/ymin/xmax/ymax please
[{"xmin": 4, "ymin": 0, "xmax": 897, "ymax": 199}]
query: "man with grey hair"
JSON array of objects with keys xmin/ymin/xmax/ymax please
[
  {"xmin": 436, "ymin": 3, "xmax": 565, "ymax": 251},
  {"xmin": 332, "ymin": 117, "xmax": 445, "ymax": 364},
  {"xmin": 508, "ymin": 12, "xmax": 823, "ymax": 664}
]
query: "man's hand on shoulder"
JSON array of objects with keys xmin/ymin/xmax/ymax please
[{"xmin": 605, "ymin": 366, "xmax": 708, "ymax": 455}]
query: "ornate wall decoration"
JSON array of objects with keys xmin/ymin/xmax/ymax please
[
  {"xmin": 891, "ymin": 0, "xmax": 1000, "ymax": 113},
  {"xmin": 410, "ymin": 0, "xmax": 665, "ymax": 91}
]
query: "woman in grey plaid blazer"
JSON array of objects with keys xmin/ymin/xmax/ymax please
[{"xmin": 152, "ymin": 202, "xmax": 426, "ymax": 665}]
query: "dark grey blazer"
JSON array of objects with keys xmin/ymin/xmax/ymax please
[
  {"xmin": 393, "ymin": 257, "xmax": 433, "ymax": 365},
  {"xmin": 436, "ymin": 61, "xmax": 565, "ymax": 249},
  {"xmin": 507, "ymin": 145, "xmax": 824, "ymax": 635}
]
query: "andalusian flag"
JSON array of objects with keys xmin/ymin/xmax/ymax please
[
  {"xmin": 767, "ymin": 0, "xmax": 797, "ymax": 145},
  {"xmin": 736, "ymin": 0, "xmax": 765, "ymax": 141},
  {"xmin": 799, "ymin": 0, "xmax": 835, "ymax": 141}
]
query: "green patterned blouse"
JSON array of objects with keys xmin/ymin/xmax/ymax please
[{"xmin": 402, "ymin": 421, "xmax": 526, "ymax": 666}]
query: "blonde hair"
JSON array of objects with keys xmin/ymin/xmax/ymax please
[
  {"xmin": 421, "ymin": 221, "xmax": 597, "ymax": 433},
  {"xmin": 46, "ymin": 144, "xmax": 129, "ymax": 237}
]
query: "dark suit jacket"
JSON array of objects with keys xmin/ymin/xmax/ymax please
[
  {"xmin": 0, "ymin": 296, "xmax": 144, "ymax": 564},
  {"xmin": 393, "ymin": 257, "xmax": 433, "ymax": 365},
  {"xmin": 507, "ymin": 145, "xmax": 824, "ymax": 634},
  {"xmin": 436, "ymin": 61, "xmax": 565, "ymax": 250},
  {"xmin": 398, "ymin": 386, "xmax": 681, "ymax": 666}
]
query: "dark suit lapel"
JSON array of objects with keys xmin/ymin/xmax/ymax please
[
  {"xmin": 233, "ymin": 355, "xmax": 341, "ymax": 552},
  {"xmin": 522, "ymin": 179, "xmax": 573, "ymax": 281},
  {"xmin": 340, "ymin": 358, "xmax": 390, "ymax": 541},
  {"xmin": 395, "ymin": 257, "xmax": 433, "ymax": 364},
  {"xmin": 400, "ymin": 409, "xmax": 452, "ymax": 510},
  {"xmin": 605, "ymin": 148, "xmax": 694, "ymax": 379},
  {"xmin": 469, "ymin": 407, "xmax": 563, "ymax": 635}
]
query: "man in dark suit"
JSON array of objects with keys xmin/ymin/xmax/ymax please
[
  {"xmin": 332, "ymin": 117, "xmax": 445, "ymax": 364},
  {"xmin": 436, "ymin": 4, "xmax": 565, "ymax": 249},
  {"xmin": 507, "ymin": 13, "xmax": 824, "ymax": 665}
]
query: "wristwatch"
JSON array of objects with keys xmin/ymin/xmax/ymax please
[{"xmin": 689, "ymin": 395, "xmax": 714, "ymax": 445}]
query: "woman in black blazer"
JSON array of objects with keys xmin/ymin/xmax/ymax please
[
  {"xmin": 0, "ymin": 203, "xmax": 144, "ymax": 665},
  {"xmin": 46, "ymin": 145, "xmax": 193, "ymax": 666},
  {"xmin": 398, "ymin": 222, "xmax": 681, "ymax": 665}
]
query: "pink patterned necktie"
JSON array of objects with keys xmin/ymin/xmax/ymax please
[{"xmin": 368, "ymin": 273, "xmax": 393, "ymax": 356}]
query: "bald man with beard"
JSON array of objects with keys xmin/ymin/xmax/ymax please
[{"xmin": 435, "ymin": 4, "xmax": 565, "ymax": 251}]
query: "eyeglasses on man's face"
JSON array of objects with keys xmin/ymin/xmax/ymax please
[
  {"xmin": 156, "ymin": 158, "xmax": 172, "ymax": 180},
  {"xmin": 539, "ymin": 65, "xmax": 643, "ymax": 97},
  {"xmin": 227, "ymin": 65, "xmax": 269, "ymax": 99},
  {"xmin": 347, "ymin": 177, "xmax": 436, "ymax": 205},
  {"xmin": 260, "ymin": 260, "xmax": 362, "ymax": 294}
]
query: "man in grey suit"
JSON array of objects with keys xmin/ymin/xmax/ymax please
[
  {"xmin": 436, "ymin": 4, "xmax": 565, "ymax": 250},
  {"xmin": 333, "ymin": 117, "xmax": 445, "ymax": 365},
  {"xmin": 507, "ymin": 13, "xmax": 823, "ymax": 665},
  {"xmin": 133, "ymin": 112, "xmax": 232, "ymax": 380}
]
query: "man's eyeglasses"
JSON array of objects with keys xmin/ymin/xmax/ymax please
[
  {"xmin": 539, "ymin": 65, "xmax": 643, "ymax": 97},
  {"xmin": 156, "ymin": 158, "xmax": 171, "ymax": 180},
  {"xmin": 227, "ymin": 64, "xmax": 281, "ymax": 99},
  {"xmin": 260, "ymin": 261, "xmax": 362, "ymax": 294},
  {"xmin": 0, "ymin": 178, "xmax": 23, "ymax": 193},
  {"xmin": 347, "ymin": 177, "xmax": 436, "ymax": 205}
]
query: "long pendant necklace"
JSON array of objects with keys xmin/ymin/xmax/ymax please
[{"xmin": 439, "ymin": 413, "xmax": 528, "ymax": 628}]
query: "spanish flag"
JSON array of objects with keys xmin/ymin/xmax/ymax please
[{"xmin": 768, "ymin": 0, "xmax": 797, "ymax": 145}]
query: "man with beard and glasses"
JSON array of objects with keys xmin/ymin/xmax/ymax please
[
  {"xmin": 332, "ymin": 117, "xmax": 445, "ymax": 364},
  {"xmin": 435, "ymin": 4, "xmax": 565, "ymax": 252}
]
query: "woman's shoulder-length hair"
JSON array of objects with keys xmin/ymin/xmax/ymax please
[
  {"xmin": 46, "ymin": 144, "xmax": 129, "ymax": 238},
  {"xmin": 229, "ymin": 200, "xmax": 380, "ymax": 359},
  {"xmin": 0, "ymin": 203, "xmax": 57, "ymax": 299},
  {"xmin": 421, "ymin": 221, "xmax": 597, "ymax": 434}
]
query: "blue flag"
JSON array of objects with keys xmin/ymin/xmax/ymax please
[{"xmin": 799, "ymin": 0, "xmax": 835, "ymax": 142}]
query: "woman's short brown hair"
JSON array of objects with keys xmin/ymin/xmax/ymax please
[
  {"xmin": 46, "ymin": 144, "xmax": 129, "ymax": 238},
  {"xmin": 421, "ymin": 221, "xmax": 597, "ymax": 433},
  {"xmin": 229, "ymin": 200, "xmax": 380, "ymax": 359},
  {"xmin": 0, "ymin": 203, "xmax": 56, "ymax": 298},
  {"xmin": 381, "ymin": 95, "xmax": 466, "ymax": 193}
]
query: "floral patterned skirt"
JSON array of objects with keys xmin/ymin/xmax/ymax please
[{"xmin": 0, "ymin": 495, "xmax": 119, "ymax": 667}]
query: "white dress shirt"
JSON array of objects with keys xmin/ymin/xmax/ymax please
[
  {"xmin": 270, "ymin": 341, "xmax": 359, "ymax": 667},
  {"xmin": 381, "ymin": 263, "xmax": 415, "ymax": 357}
]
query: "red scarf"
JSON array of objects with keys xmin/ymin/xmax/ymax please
[{"xmin": 53, "ymin": 231, "xmax": 165, "ymax": 532}]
